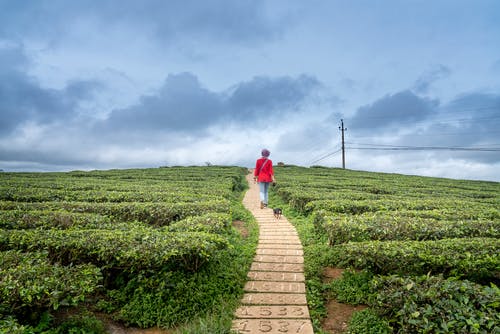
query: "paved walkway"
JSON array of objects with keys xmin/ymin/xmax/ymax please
[{"xmin": 231, "ymin": 174, "xmax": 314, "ymax": 334}]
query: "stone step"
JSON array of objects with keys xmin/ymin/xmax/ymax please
[
  {"xmin": 256, "ymin": 249, "xmax": 304, "ymax": 256},
  {"xmin": 244, "ymin": 281, "xmax": 306, "ymax": 294},
  {"xmin": 232, "ymin": 173, "xmax": 313, "ymax": 334},
  {"xmin": 240, "ymin": 293, "xmax": 307, "ymax": 305},
  {"xmin": 253, "ymin": 255, "xmax": 304, "ymax": 264},
  {"xmin": 250, "ymin": 262, "xmax": 304, "ymax": 272},
  {"xmin": 257, "ymin": 243, "xmax": 303, "ymax": 250},
  {"xmin": 247, "ymin": 271, "xmax": 305, "ymax": 282},
  {"xmin": 235, "ymin": 305, "xmax": 310, "ymax": 319},
  {"xmin": 231, "ymin": 319, "xmax": 314, "ymax": 334},
  {"xmin": 259, "ymin": 232, "xmax": 297, "ymax": 236},
  {"xmin": 258, "ymin": 239, "xmax": 302, "ymax": 245}
]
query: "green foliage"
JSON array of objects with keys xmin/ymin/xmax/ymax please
[
  {"xmin": 305, "ymin": 278, "xmax": 327, "ymax": 326},
  {"xmin": 347, "ymin": 309, "xmax": 392, "ymax": 334},
  {"xmin": 108, "ymin": 219, "xmax": 258, "ymax": 329},
  {"xmin": 0, "ymin": 316, "xmax": 27, "ymax": 334},
  {"xmin": 0, "ymin": 312, "xmax": 106, "ymax": 334},
  {"xmin": 52, "ymin": 312, "xmax": 106, "ymax": 334},
  {"xmin": 166, "ymin": 212, "xmax": 231, "ymax": 234},
  {"xmin": 330, "ymin": 238, "xmax": 500, "ymax": 283},
  {"xmin": 319, "ymin": 211, "xmax": 500, "ymax": 245},
  {"xmin": 0, "ymin": 210, "xmax": 113, "ymax": 230},
  {"xmin": 0, "ymin": 200, "xmax": 231, "ymax": 226},
  {"xmin": 0, "ymin": 250, "xmax": 102, "ymax": 320},
  {"xmin": 0, "ymin": 166, "xmax": 253, "ymax": 331},
  {"xmin": 370, "ymin": 275, "xmax": 500, "ymax": 333},
  {"xmin": 326, "ymin": 270, "xmax": 373, "ymax": 305},
  {"xmin": 0, "ymin": 228, "xmax": 229, "ymax": 273},
  {"xmin": 272, "ymin": 166, "xmax": 500, "ymax": 333}
]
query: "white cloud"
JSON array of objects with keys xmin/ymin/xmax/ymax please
[{"xmin": 1, "ymin": 1, "xmax": 499, "ymax": 182}]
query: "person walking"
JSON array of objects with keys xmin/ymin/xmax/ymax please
[{"xmin": 254, "ymin": 148, "xmax": 275, "ymax": 209}]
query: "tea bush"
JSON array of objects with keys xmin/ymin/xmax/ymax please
[{"xmin": 370, "ymin": 275, "xmax": 500, "ymax": 333}]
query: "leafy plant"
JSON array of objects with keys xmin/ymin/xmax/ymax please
[
  {"xmin": 370, "ymin": 275, "xmax": 500, "ymax": 333},
  {"xmin": 326, "ymin": 270, "xmax": 373, "ymax": 305},
  {"xmin": 0, "ymin": 250, "xmax": 102, "ymax": 322},
  {"xmin": 329, "ymin": 238, "xmax": 500, "ymax": 283},
  {"xmin": 347, "ymin": 308, "xmax": 392, "ymax": 334}
]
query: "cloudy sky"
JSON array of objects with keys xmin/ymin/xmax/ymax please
[{"xmin": 1, "ymin": 0, "xmax": 499, "ymax": 181}]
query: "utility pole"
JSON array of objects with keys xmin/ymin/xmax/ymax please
[{"xmin": 339, "ymin": 119, "xmax": 347, "ymax": 169}]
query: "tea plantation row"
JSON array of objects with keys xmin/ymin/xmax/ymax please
[
  {"xmin": 0, "ymin": 167, "xmax": 257, "ymax": 333},
  {"xmin": 272, "ymin": 166, "xmax": 499, "ymax": 334}
]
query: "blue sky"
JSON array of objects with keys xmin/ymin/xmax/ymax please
[{"xmin": 1, "ymin": 0, "xmax": 499, "ymax": 181}]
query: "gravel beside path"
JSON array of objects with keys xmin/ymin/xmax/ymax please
[{"xmin": 231, "ymin": 174, "xmax": 314, "ymax": 334}]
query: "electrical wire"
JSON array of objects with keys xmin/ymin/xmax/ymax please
[
  {"xmin": 346, "ymin": 143, "xmax": 500, "ymax": 152},
  {"xmin": 309, "ymin": 148, "xmax": 342, "ymax": 164}
]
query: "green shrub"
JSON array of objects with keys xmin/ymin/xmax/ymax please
[
  {"xmin": 0, "ymin": 166, "xmax": 250, "ymax": 332},
  {"xmin": 329, "ymin": 238, "xmax": 500, "ymax": 283},
  {"xmin": 348, "ymin": 308, "xmax": 392, "ymax": 334},
  {"xmin": 53, "ymin": 312, "xmax": 106, "ymax": 334},
  {"xmin": 0, "ymin": 200, "xmax": 231, "ymax": 226},
  {"xmin": 0, "ymin": 250, "xmax": 102, "ymax": 320},
  {"xmin": 0, "ymin": 210, "xmax": 114, "ymax": 230},
  {"xmin": 166, "ymin": 213, "xmax": 231, "ymax": 234},
  {"xmin": 321, "ymin": 212, "xmax": 500, "ymax": 245},
  {"xmin": 326, "ymin": 270, "xmax": 373, "ymax": 305},
  {"xmin": 0, "ymin": 316, "xmax": 26, "ymax": 334},
  {"xmin": 0, "ymin": 228, "xmax": 229, "ymax": 273},
  {"xmin": 110, "ymin": 225, "xmax": 257, "ymax": 329},
  {"xmin": 370, "ymin": 275, "xmax": 500, "ymax": 334}
]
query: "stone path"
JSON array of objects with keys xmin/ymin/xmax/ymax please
[{"xmin": 231, "ymin": 174, "xmax": 314, "ymax": 334}]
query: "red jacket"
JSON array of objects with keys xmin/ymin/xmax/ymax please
[{"xmin": 254, "ymin": 158, "xmax": 274, "ymax": 183}]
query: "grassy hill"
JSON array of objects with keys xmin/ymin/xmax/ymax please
[
  {"xmin": 271, "ymin": 165, "xmax": 499, "ymax": 333},
  {"xmin": 0, "ymin": 165, "xmax": 498, "ymax": 333},
  {"xmin": 0, "ymin": 167, "xmax": 258, "ymax": 333}
]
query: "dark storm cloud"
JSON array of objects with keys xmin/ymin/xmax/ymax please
[
  {"xmin": 413, "ymin": 65, "xmax": 451, "ymax": 94},
  {"xmin": 100, "ymin": 73, "xmax": 320, "ymax": 134},
  {"xmin": 0, "ymin": 46, "xmax": 102, "ymax": 134},
  {"xmin": 102, "ymin": 73, "xmax": 222, "ymax": 133},
  {"xmin": 441, "ymin": 92, "xmax": 500, "ymax": 145},
  {"xmin": 384, "ymin": 92, "xmax": 500, "ymax": 163},
  {"xmin": 346, "ymin": 89, "xmax": 500, "ymax": 165},
  {"xmin": 350, "ymin": 90, "xmax": 439, "ymax": 132},
  {"xmin": 226, "ymin": 75, "xmax": 321, "ymax": 119},
  {"xmin": 0, "ymin": 0, "xmax": 282, "ymax": 45}
]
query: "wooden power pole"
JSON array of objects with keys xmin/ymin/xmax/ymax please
[{"xmin": 339, "ymin": 119, "xmax": 347, "ymax": 169}]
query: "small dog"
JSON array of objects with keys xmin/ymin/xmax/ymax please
[{"xmin": 273, "ymin": 208, "xmax": 283, "ymax": 219}]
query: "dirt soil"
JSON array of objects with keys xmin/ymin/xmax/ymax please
[
  {"xmin": 101, "ymin": 318, "xmax": 173, "ymax": 334},
  {"xmin": 232, "ymin": 220, "xmax": 249, "ymax": 238},
  {"xmin": 91, "ymin": 312, "xmax": 173, "ymax": 334},
  {"xmin": 320, "ymin": 267, "xmax": 368, "ymax": 334},
  {"xmin": 105, "ymin": 324, "xmax": 172, "ymax": 334},
  {"xmin": 322, "ymin": 267, "xmax": 345, "ymax": 282},
  {"xmin": 322, "ymin": 300, "xmax": 367, "ymax": 333}
]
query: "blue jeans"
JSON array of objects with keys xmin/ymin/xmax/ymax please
[{"xmin": 259, "ymin": 182, "xmax": 270, "ymax": 204}]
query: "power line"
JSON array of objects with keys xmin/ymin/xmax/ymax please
[
  {"xmin": 309, "ymin": 149, "xmax": 342, "ymax": 165},
  {"xmin": 347, "ymin": 144, "xmax": 500, "ymax": 152},
  {"xmin": 305, "ymin": 116, "xmax": 500, "ymax": 167},
  {"xmin": 308, "ymin": 143, "xmax": 341, "ymax": 162}
]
